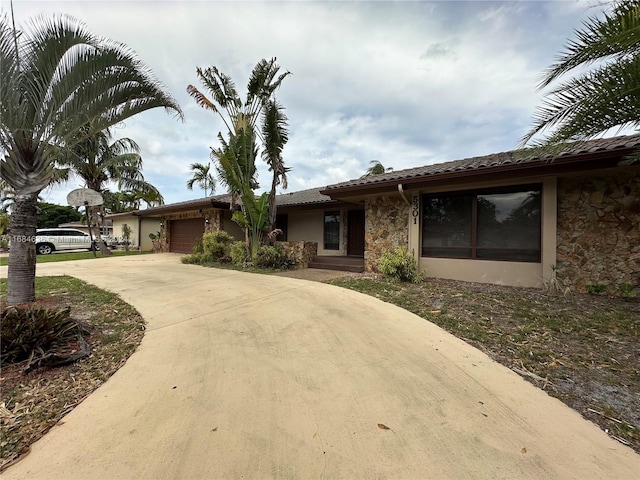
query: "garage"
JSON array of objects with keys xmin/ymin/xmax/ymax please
[{"xmin": 169, "ymin": 218, "xmax": 205, "ymax": 253}]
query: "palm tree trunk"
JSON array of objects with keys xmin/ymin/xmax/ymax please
[
  {"xmin": 7, "ymin": 193, "xmax": 38, "ymax": 305},
  {"xmin": 92, "ymin": 205, "xmax": 112, "ymax": 255},
  {"xmin": 268, "ymin": 173, "xmax": 278, "ymax": 235}
]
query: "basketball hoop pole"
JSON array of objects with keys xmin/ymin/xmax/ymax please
[{"xmin": 85, "ymin": 201, "xmax": 96, "ymax": 258}]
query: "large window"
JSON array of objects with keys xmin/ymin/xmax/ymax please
[
  {"xmin": 422, "ymin": 185, "xmax": 541, "ymax": 262},
  {"xmin": 324, "ymin": 211, "xmax": 340, "ymax": 250}
]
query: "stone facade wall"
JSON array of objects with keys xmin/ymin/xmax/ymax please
[
  {"xmin": 556, "ymin": 171, "xmax": 640, "ymax": 292},
  {"xmin": 364, "ymin": 194, "xmax": 409, "ymax": 272},
  {"xmin": 276, "ymin": 241, "xmax": 318, "ymax": 268}
]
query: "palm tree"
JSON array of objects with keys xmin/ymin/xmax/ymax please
[
  {"xmin": 1, "ymin": 14, "xmax": 182, "ymax": 305},
  {"xmin": 0, "ymin": 179, "xmax": 15, "ymax": 213},
  {"xmin": 186, "ymin": 162, "xmax": 216, "ymax": 197},
  {"xmin": 54, "ymin": 126, "xmax": 164, "ymax": 252},
  {"xmin": 521, "ymin": 0, "xmax": 640, "ymax": 147},
  {"xmin": 362, "ymin": 160, "xmax": 393, "ymax": 177},
  {"xmin": 262, "ymin": 99, "xmax": 291, "ymax": 229},
  {"xmin": 187, "ymin": 58, "xmax": 291, "ymax": 256}
]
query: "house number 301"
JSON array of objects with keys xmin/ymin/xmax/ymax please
[{"xmin": 412, "ymin": 196, "xmax": 419, "ymax": 224}]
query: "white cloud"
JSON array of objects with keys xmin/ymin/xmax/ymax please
[{"xmin": 9, "ymin": 0, "xmax": 597, "ymax": 206}]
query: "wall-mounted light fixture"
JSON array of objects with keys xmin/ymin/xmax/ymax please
[
  {"xmin": 160, "ymin": 221, "xmax": 164, "ymax": 228},
  {"xmin": 205, "ymin": 218, "xmax": 210, "ymax": 225}
]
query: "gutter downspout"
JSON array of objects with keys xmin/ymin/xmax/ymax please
[{"xmin": 397, "ymin": 183, "xmax": 411, "ymax": 206}]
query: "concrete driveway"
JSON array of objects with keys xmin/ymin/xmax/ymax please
[{"xmin": 3, "ymin": 254, "xmax": 639, "ymax": 479}]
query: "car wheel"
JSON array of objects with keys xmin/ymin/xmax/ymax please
[{"xmin": 36, "ymin": 243, "xmax": 54, "ymax": 255}]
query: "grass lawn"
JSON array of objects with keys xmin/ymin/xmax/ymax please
[
  {"xmin": 0, "ymin": 276, "xmax": 145, "ymax": 471},
  {"xmin": 0, "ymin": 250, "xmax": 151, "ymax": 266},
  {"xmin": 328, "ymin": 276, "xmax": 640, "ymax": 453}
]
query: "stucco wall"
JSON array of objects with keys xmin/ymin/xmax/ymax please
[
  {"xmin": 287, "ymin": 210, "xmax": 346, "ymax": 256},
  {"xmin": 364, "ymin": 194, "xmax": 409, "ymax": 272},
  {"xmin": 556, "ymin": 170, "xmax": 640, "ymax": 292},
  {"xmin": 221, "ymin": 210, "xmax": 245, "ymax": 241},
  {"xmin": 140, "ymin": 218, "xmax": 161, "ymax": 251},
  {"xmin": 111, "ymin": 216, "xmax": 139, "ymax": 248}
]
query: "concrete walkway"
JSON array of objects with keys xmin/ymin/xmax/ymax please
[{"xmin": 2, "ymin": 254, "xmax": 639, "ymax": 479}]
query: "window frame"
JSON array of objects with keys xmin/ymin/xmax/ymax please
[
  {"xmin": 323, "ymin": 211, "xmax": 341, "ymax": 250},
  {"xmin": 421, "ymin": 184, "xmax": 542, "ymax": 263}
]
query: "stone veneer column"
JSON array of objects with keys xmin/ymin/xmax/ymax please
[
  {"xmin": 364, "ymin": 194, "xmax": 409, "ymax": 272},
  {"xmin": 556, "ymin": 171, "xmax": 640, "ymax": 292},
  {"xmin": 204, "ymin": 209, "xmax": 222, "ymax": 233}
]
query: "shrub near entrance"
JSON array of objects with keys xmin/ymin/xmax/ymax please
[
  {"xmin": 379, "ymin": 247, "xmax": 422, "ymax": 283},
  {"xmin": 202, "ymin": 231, "xmax": 234, "ymax": 260}
]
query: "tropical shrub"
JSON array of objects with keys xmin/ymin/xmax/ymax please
[
  {"xmin": 191, "ymin": 237, "xmax": 204, "ymax": 255},
  {"xmin": 122, "ymin": 224, "xmax": 132, "ymax": 252},
  {"xmin": 255, "ymin": 244, "xmax": 292, "ymax": 269},
  {"xmin": 230, "ymin": 241, "xmax": 249, "ymax": 266},
  {"xmin": 202, "ymin": 230, "xmax": 234, "ymax": 260},
  {"xmin": 379, "ymin": 247, "xmax": 422, "ymax": 282},
  {"xmin": 180, "ymin": 253, "xmax": 217, "ymax": 265},
  {"xmin": 1, "ymin": 306, "xmax": 77, "ymax": 365}
]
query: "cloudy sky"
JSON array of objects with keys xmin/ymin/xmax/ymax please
[{"xmin": 11, "ymin": 0, "xmax": 607, "ymax": 207}]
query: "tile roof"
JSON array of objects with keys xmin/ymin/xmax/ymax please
[
  {"xmin": 323, "ymin": 134, "xmax": 640, "ymax": 192},
  {"xmin": 115, "ymin": 134, "xmax": 640, "ymax": 218},
  {"xmin": 274, "ymin": 187, "xmax": 334, "ymax": 207},
  {"xmin": 133, "ymin": 188, "xmax": 334, "ymax": 217},
  {"xmin": 131, "ymin": 194, "xmax": 232, "ymax": 216}
]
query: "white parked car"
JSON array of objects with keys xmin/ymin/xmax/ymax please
[{"xmin": 35, "ymin": 228, "xmax": 95, "ymax": 254}]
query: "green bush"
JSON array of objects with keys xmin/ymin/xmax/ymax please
[
  {"xmin": 181, "ymin": 253, "xmax": 200, "ymax": 264},
  {"xmin": 585, "ymin": 283, "xmax": 606, "ymax": 294},
  {"xmin": 255, "ymin": 244, "xmax": 292, "ymax": 270},
  {"xmin": 379, "ymin": 247, "xmax": 422, "ymax": 282},
  {"xmin": 180, "ymin": 253, "xmax": 216, "ymax": 264},
  {"xmin": 191, "ymin": 237, "xmax": 204, "ymax": 255},
  {"xmin": 618, "ymin": 283, "xmax": 636, "ymax": 298},
  {"xmin": 230, "ymin": 241, "xmax": 248, "ymax": 266},
  {"xmin": 1, "ymin": 306, "xmax": 77, "ymax": 365},
  {"xmin": 202, "ymin": 230, "xmax": 234, "ymax": 260}
]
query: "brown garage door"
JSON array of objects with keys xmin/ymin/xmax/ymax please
[{"xmin": 169, "ymin": 218, "xmax": 205, "ymax": 253}]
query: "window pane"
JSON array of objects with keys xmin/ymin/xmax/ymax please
[
  {"xmin": 324, "ymin": 212, "xmax": 340, "ymax": 250},
  {"xmin": 422, "ymin": 195, "xmax": 472, "ymax": 258},
  {"xmin": 275, "ymin": 214, "xmax": 288, "ymax": 241},
  {"xmin": 477, "ymin": 190, "xmax": 541, "ymax": 262}
]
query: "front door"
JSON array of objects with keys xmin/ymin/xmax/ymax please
[{"xmin": 347, "ymin": 210, "xmax": 365, "ymax": 257}]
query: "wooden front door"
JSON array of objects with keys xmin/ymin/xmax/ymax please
[{"xmin": 347, "ymin": 210, "xmax": 365, "ymax": 257}]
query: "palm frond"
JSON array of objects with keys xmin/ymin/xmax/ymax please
[
  {"xmin": 523, "ymin": 54, "xmax": 640, "ymax": 145},
  {"xmin": 540, "ymin": 0, "xmax": 640, "ymax": 88}
]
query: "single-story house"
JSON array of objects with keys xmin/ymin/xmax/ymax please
[
  {"xmin": 57, "ymin": 220, "xmax": 113, "ymax": 237},
  {"xmin": 111, "ymin": 134, "xmax": 640, "ymax": 291},
  {"xmin": 321, "ymin": 134, "xmax": 640, "ymax": 291},
  {"xmin": 113, "ymin": 188, "xmax": 363, "ymax": 262},
  {"xmin": 107, "ymin": 212, "xmax": 162, "ymax": 251}
]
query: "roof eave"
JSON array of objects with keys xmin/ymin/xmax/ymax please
[{"xmin": 321, "ymin": 149, "xmax": 635, "ymax": 199}]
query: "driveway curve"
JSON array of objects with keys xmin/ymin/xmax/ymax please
[{"xmin": 3, "ymin": 254, "xmax": 639, "ymax": 479}]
